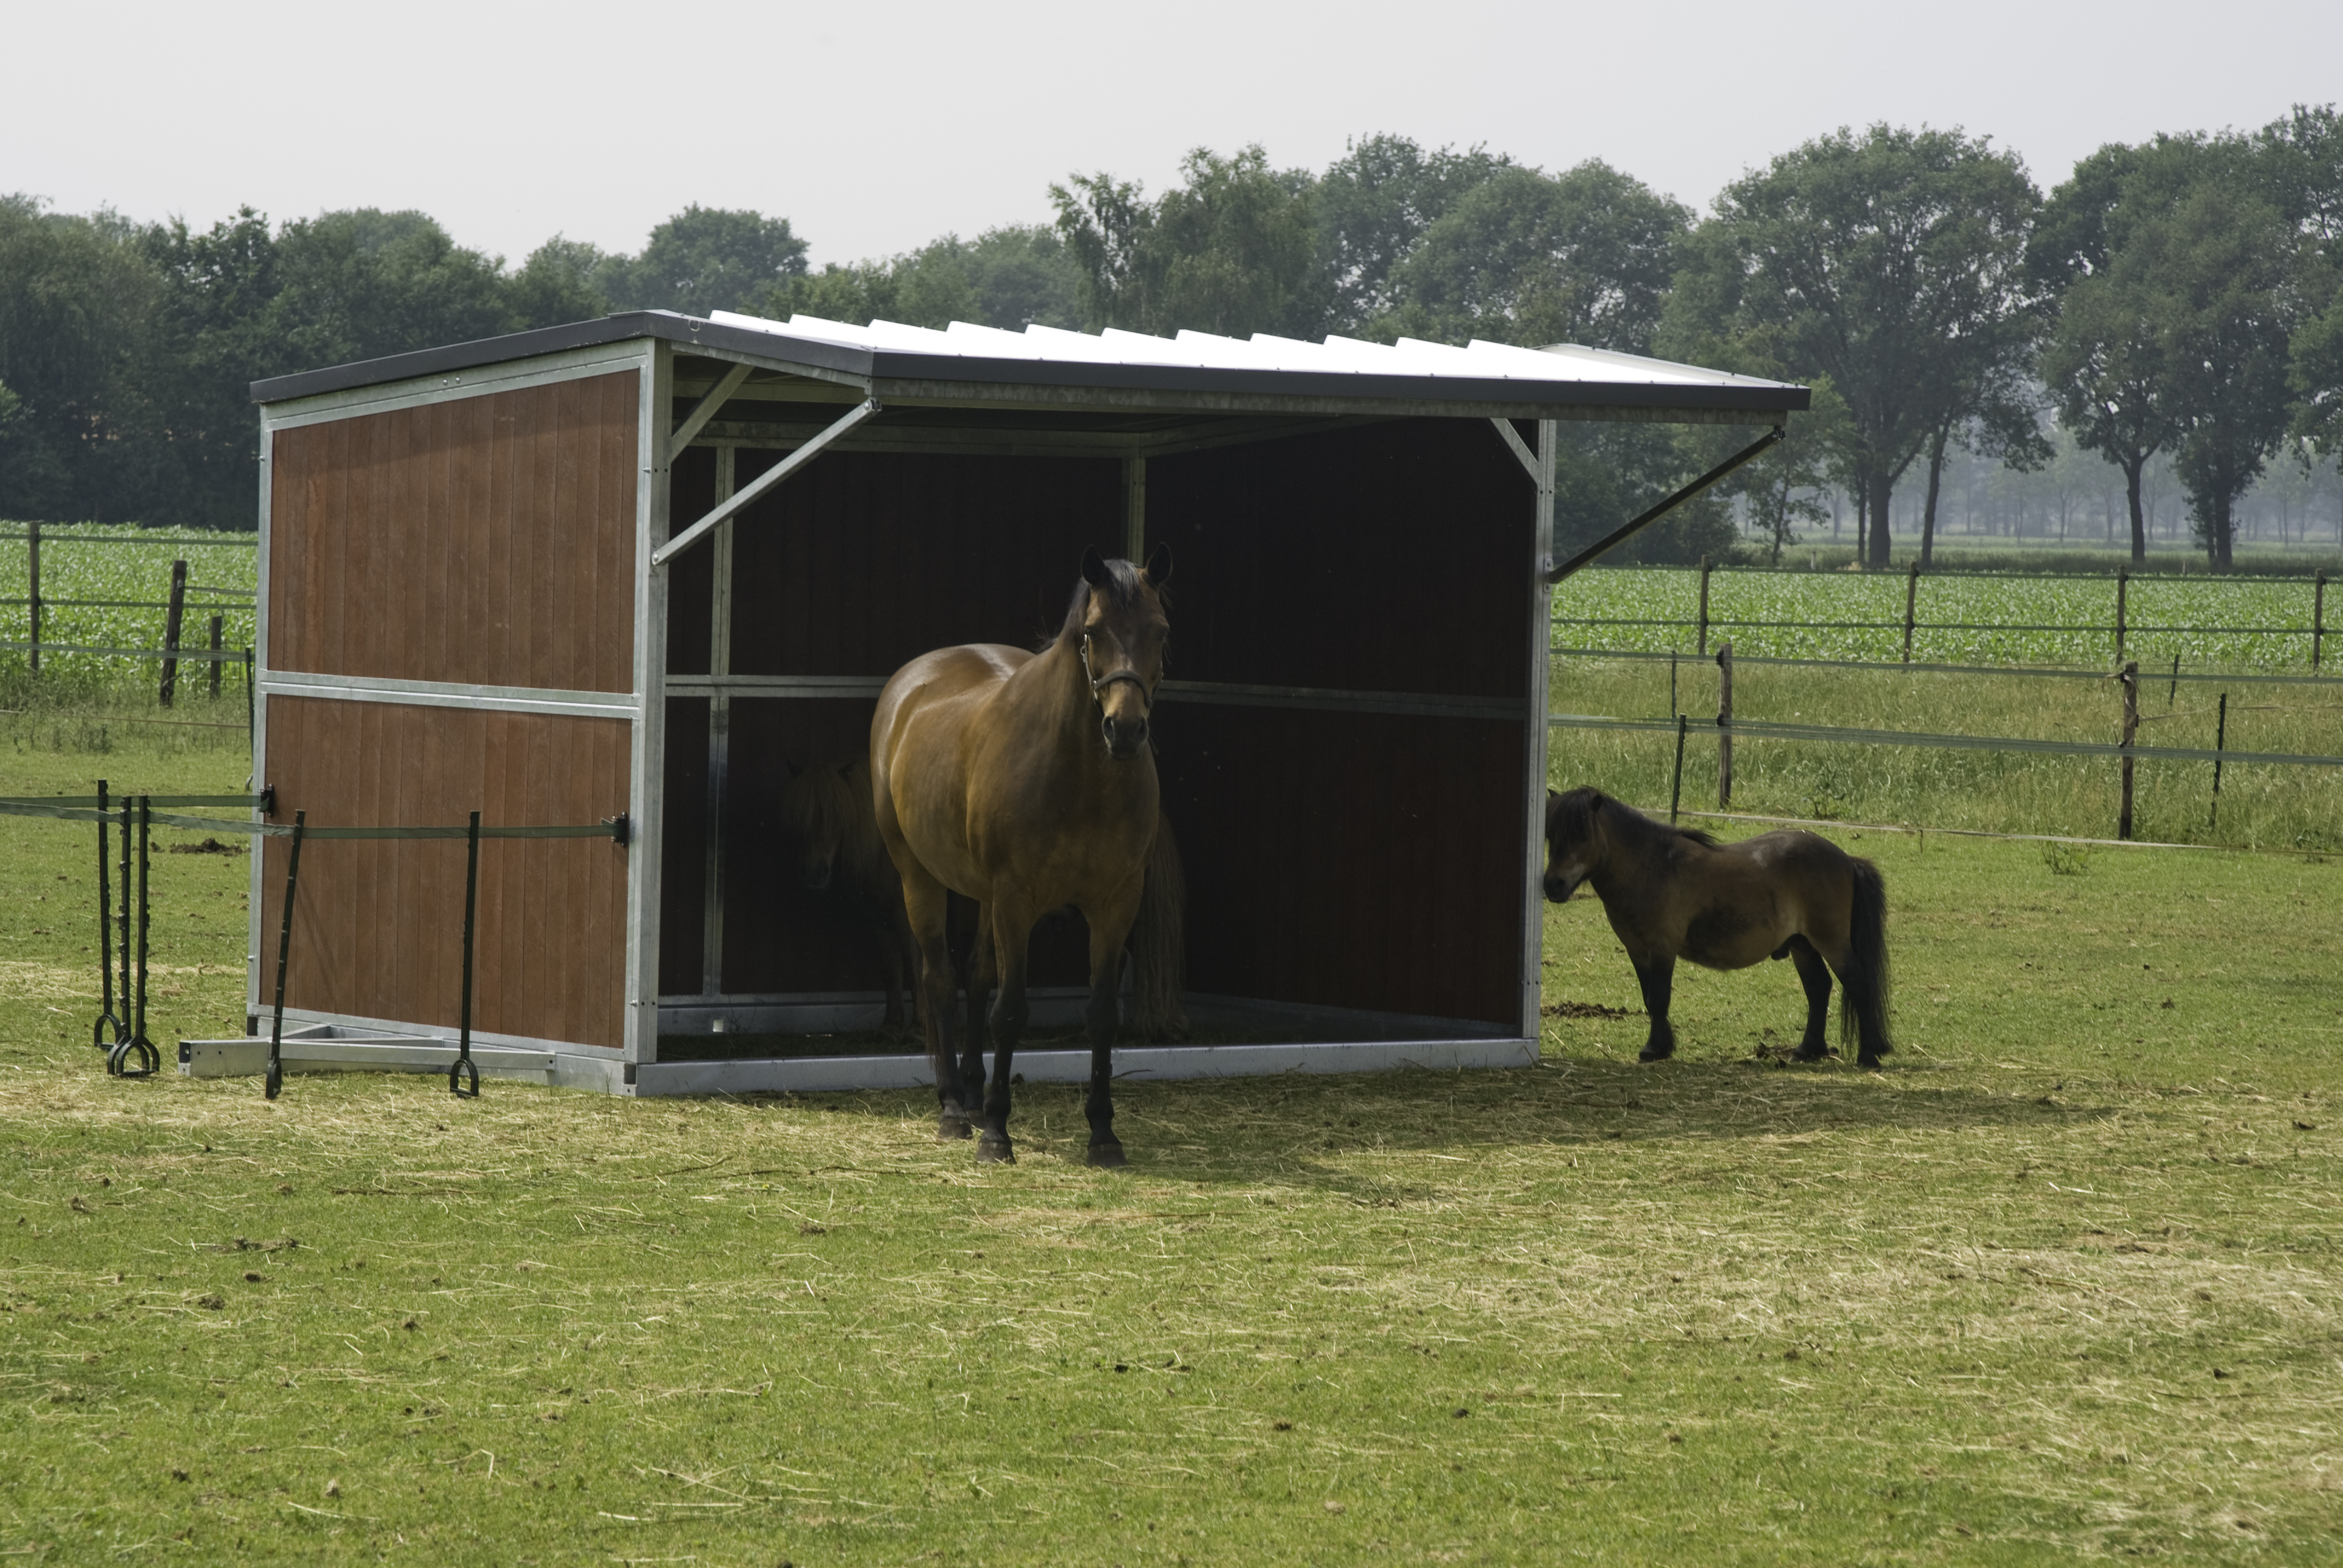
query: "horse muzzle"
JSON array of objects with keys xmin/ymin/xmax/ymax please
[
  {"xmin": 799, "ymin": 856, "xmax": 835, "ymax": 892},
  {"xmin": 1543, "ymin": 873, "xmax": 1580, "ymax": 904},
  {"xmin": 1103, "ymin": 714, "xmax": 1149, "ymax": 759}
]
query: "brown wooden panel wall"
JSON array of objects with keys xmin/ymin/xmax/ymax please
[
  {"xmin": 269, "ymin": 371, "xmax": 639, "ymax": 692},
  {"xmin": 259, "ymin": 697, "xmax": 632, "ymax": 1048}
]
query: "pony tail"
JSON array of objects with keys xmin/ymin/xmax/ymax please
[
  {"xmin": 1127, "ymin": 812, "xmax": 1188, "ymax": 1041},
  {"xmin": 1840, "ymin": 857, "xmax": 1892, "ymax": 1060}
]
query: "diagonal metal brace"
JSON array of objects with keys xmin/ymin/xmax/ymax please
[
  {"xmin": 1545, "ymin": 426, "xmax": 1784, "ymax": 585},
  {"xmin": 669, "ymin": 362, "xmax": 753, "ymax": 462},
  {"xmin": 652, "ymin": 397, "xmax": 881, "ymax": 569}
]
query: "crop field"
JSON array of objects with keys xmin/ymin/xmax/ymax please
[
  {"xmin": 0, "ymin": 530, "xmax": 258, "ymax": 688},
  {"xmin": 1552, "ymin": 567, "xmax": 2333, "ymax": 671},
  {"xmin": 5, "ymin": 717, "xmax": 2343, "ymax": 1564}
]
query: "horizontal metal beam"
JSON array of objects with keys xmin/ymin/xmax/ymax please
[{"xmin": 651, "ymin": 397, "xmax": 880, "ymax": 569}]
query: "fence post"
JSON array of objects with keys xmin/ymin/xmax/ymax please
[
  {"xmin": 2117, "ymin": 660, "xmax": 2139, "ymax": 841},
  {"xmin": 159, "ymin": 558, "xmax": 188, "ymax": 707},
  {"xmin": 207, "ymin": 615, "xmax": 223, "ymax": 699},
  {"xmin": 93, "ymin": 779, "xmax": 116, "ymax": 1049},
  {"xmin": 2169, "ymin": 653, "xmax": 2180, "ymax": 706},
  {"xmin": 2210, "ymin": 691, "xmax": 2228, "ymax": 829},
  {"xmin": 2315, "ymin": 574, "xmax": 2333, "ymax": 675},
  {"xmin": 25, "ymin": 523, "xmax": 37, "ymax": 675},
  {"xmin": 1670, "ymin": 715, "xmax": 1688, "ymax": 825},
  {"xmin": 1716, "ymin": 640, "xmax": 1734, "ymax": 809},
  {"xmin": 1696, "ymin": 556, "xmax": 1713, "ymax": 656},
  {"xmin": 451, "ymin": 811, "xmax": 482, "ymax": 1099},
  {"xmin": 266, "ymin": 811, "xmax": 307, "ymax": 1102},
  {"xmin": 1901, "ymin": 561, "xmax": 1920, "ymax": 664},
  {"xmin": 2115, "ymin": 568, "xmax": 2129, "ymax": 662},
  {"xmin": 1668, "ymin": 647, "xmax": 1679, "ymax": 718}
]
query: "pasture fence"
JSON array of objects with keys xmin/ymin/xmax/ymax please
[
  {"xmin": 3, "ymin": 529, "xmax": 257, "ymax": 694},
  {"xmin": 0, "ymin": 789, "xmax": 628, "ymax": 1099}
]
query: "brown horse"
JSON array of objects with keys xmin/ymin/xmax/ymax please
[
  {"xmin": 775, "ymin": 756, "xmax": 920, "ymax": 1035},
  {"xmin": 872, "ymin": 544, "xmax": 1173, "ymax": 1163},
  {"xmin": 1543, "ymin": 787, "xmax": 1892, "ymax": 1068}
]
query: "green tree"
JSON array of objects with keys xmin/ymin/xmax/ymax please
[
  {"xmin": 263, "ymin": 209, "xmax": 522, "ymax": 369},
  {"xmin": 1386, "ymin": 162, "xmax": 1689, "ymax": 353},
  {"xmin": 600, "ymin": 206, "xmax": 808, "ymax": 316},
  {"xmin": 1312, "ymin": 134, "xmax": 1511, "ymax": 333},
  {"xmin": 1667, "ymin": 125, "xmax": 2042, "ymax": 567},
  {"xmin": 140, "ymin": 206, "xmax": 284, "ymax": 530},
  {"xmin": 1052, "ymin": 146, "xmax": 1319, "ymax": 337},
  {"xmin": 510, "ymin": 235, "xmax": 614, "ymax": 327}
]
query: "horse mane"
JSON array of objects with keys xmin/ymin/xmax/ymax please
[
  {"xmin": 1556, "ymin": 786, "xmax": 1719, "ymax": 850},
  {"xmin": 1047, "ymin": 556, "xmax": 1161, "ymax": 649}
]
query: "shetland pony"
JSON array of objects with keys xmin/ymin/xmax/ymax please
[{"xmin": 1544, "ymin": 787, "xmax": 1893, "ymax": 1068}]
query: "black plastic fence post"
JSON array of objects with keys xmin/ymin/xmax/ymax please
[
  {"xmin": 1670, "ymin": 715, "xmax": 1689, "ymax": 825},
  {"xmin": 2210, "ymin": 692, "xmax": 2229, "ymax": 829},
  {"xmin": 207, "ymin": 615, "xmax": 223, "ymax": 700},
  {"xmin": 1716, "ymin": 641, "xmax": 1734, "ymax": 809},
  {"xmin": 93, "ymin": 779, "xmax": 118, "ymax": 1050},
  {"xmin": 2169, "ymin": 653, "xmax": 2180, "ymax": 706},
  {"xmin": 159, "ymin": 559, "xmax": 188, "ymax": 707},
  {"xmin": 266, "ymin": 812, "xmax": 306, "ymax": 1101},
  {"xmin": 109, "ymin": 799, "xmax": 160, "ymax": 1077},
  {"xmin": 1901, "ymin": 563, "xmax": 1920, "ymax": 664},
  {"xmin": 116, "ymin": 795, "xmax": 133, "ymax": 1043},
  {"xmin": 2117, "ymin": 661, "xmax": 2139, "ymax": 841},
  {"xmin": 450, "ymin": 811, "xmax": 481, "ymax": 1099},
  {"xmin": 25, "ymin": 523, "xmax": 38, "ymax": 675}
]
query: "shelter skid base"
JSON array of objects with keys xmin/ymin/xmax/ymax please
[{"xmin": 179, "ymin": 1019, "xmax": 626, "ymax": 1093}]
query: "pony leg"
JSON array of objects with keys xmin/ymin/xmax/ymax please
[
  {"xmin": 977, "ymin": 897, "xmax": 1039, "ymax": 1165},
  {"xmin": 1787, "ymin": 936, "xmax": 1834, "ymax": 1060},
  {"xmin": 1633, "ymin": 955, "xmax": 1679, "ymax": 1062},
  {"xmin": 1084, "ymin": 922, "xmax": 1133, "ymax": 1169},
  {"xmin": 901, "ymin": 874, "xmax": 971, "ymax": 1138}
]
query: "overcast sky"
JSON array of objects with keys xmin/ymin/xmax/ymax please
[{"xmin": 9, "ymin": 0, "xmax": 2339, "ymax": 269}]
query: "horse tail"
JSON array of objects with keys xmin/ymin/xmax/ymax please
[
  {"xmin": 1127, "ymin": 812, "xmax": 1188, "ymax": 1041},
  {"xmin": 1840, "ymin": 856, "xmax": 1892, "ymax": 1059}
]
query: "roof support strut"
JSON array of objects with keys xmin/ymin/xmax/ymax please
[
  {"xmin": 1545, "ymin": 425, "xmax": 1784, "ymax": 585},
  {"xmin": 652, "ymin": 397, "xmax": 881, "ymax": 569},
  {"xmin": 668, "ymin": 362, "xmax": 753, "ymax": 461}
]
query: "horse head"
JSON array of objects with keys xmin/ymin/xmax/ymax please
[
  {"xmin": 777, "ymin": 760, "xmax": 862, "ymax": 891},
  {"xmin": 1543, "ymin": 786, "xmax": 1608, "ymax": 903},
  {"xmin": 1076, "ymin": 543, "xmax": 1173, "ymax": 761}
]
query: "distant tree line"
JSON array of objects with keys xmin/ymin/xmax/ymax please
[{"xmin": 3, "ymin": 113, "xmax": 2339, "ymax": 567}]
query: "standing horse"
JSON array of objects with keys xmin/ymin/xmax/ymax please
[
  {"xmin": 1543, "ymin": 787, "xmax": 1892, "ymax": 1068},
  {"xmin": 871, "ymin": 544, "xmax": 1172, "ymax": 1164},
  {"xmin": 775, "ymin": 756, "xmax": 920, "ymax": 1036}
]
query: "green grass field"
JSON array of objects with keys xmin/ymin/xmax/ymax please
[{"xmin": 5, "ymin": 715, "xmax": 2343, "ymax": 1564}]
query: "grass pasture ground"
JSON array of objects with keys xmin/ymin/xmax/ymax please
[{"xmin": 5, "ymin": 690, "xmax": 2343, "ymax": 1564}]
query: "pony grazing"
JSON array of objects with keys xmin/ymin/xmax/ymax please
[
  {"xmin": 1543, "ymin": 787, "xmax": 1892, "ymax": 1068},
  {"xmin": 775, "ymin": 756, "xmax": 919, "ymax": 1036},
  {"xmin": 871, "ymin": 544, "xmax": 1173, "ymax": 1164}
]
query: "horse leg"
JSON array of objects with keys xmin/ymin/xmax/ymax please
[
  {"xmin": 1787, "ymin": 936, "xmax": 1834, "ymax": 1061},
  {"xmin": 1633, "ymin": 954, "xmax": 1679, "ymax": 1062},
  {"xmin": 1083, "ymin": 908, "xmax": 1137, "ymax": 1168},
  {"xmin": 961, "ymin": 909, "xmax": 996, "ymax": 1109},
  {"xmin": 902, "ymin": 874, "xmax": 972, "ymax": 1138},
  {"xmin": 977, "ymin": 897, "xmax": 1039, "ymax": 1165}
]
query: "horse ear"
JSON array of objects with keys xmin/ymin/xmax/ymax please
[
  {"xmin": 1143, "ymin": 541, "xmax": 1173, "ymax": 586},
  {"xmin": 1081, "ymin": 546, "xmax": 1112, "ymax": 588}
]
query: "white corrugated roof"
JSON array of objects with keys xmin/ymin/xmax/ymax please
[{"xmin": 707, "ymin": 310, "xmax": 1775, "ymax": 389}]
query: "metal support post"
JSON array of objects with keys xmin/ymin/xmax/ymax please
[
  {"xmin": 266, "ymin": 812, "xmax": 306, "ymax": 1101},
  {"xmin": 702, "ymin": 447, "xmax": 735, "ymax": 1000},
  {"xmin": 116, "ymin": 795, "xmax": 133, "ymax": 1045},
  {"xmin": 451, "ymin": 811, "xmax": 482, "ymax": 1099},
  {"xmin": 652, "ymin": 397, "xmax": 880, "ymax": 567},
  {"xmin": 110, "ymin": 799, "xmax": 159, "ymax": 1076}
]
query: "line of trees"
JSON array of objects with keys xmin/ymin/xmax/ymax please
[{"xmin": 4, "ymin": 114, "xmax": 2340, "ymax": 567}]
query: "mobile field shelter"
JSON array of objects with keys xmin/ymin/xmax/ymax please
[{"xmin": 222, "ymin": 312, "xmax": 1806, "ymax": 1096}]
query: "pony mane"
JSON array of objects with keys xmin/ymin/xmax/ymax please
[
  {"xmin": 776, "ymin": 758, "xmax": 868, "ymax": 850},
  {"xmin": 1553, "ymin": 786, "xmax": 1718, "ymax": 849}
]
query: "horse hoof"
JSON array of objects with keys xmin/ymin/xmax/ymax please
[
  {"xmin": 976, "ymin": 1135, "xmax": 1016, "ymax": 1165},
  {"xmin": 1790, "ymin": 1045, "xmax": 1832, "ymax": 1063},
  {"xmin": 937, "ymin": 1115, "xmax": 974, "ymax": 1140},
  {"xmin": 1637, "ymin": 1045, "xmax": 1674, "ymax": 1063},
  {"xmin": 1858, "ymin": 1055, "xmax": 1887, "ymax": 1073},
  {"xmin": 1086, "ymin": 1142, "xmax": 1127, "ymax": 1169}
]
